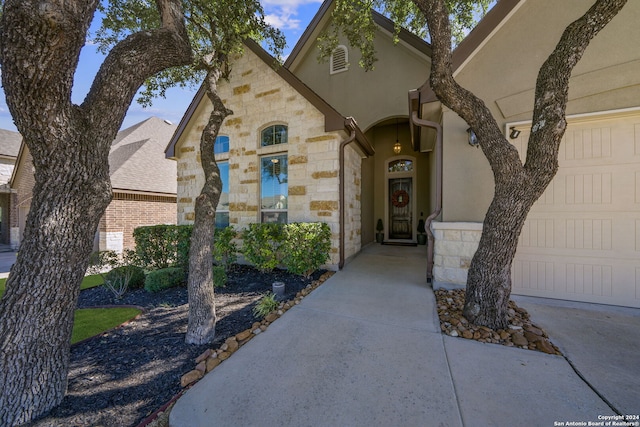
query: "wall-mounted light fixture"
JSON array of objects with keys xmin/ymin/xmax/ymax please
[
  {"xmin": 509, "ymin": 127, "xmax": 521, "ymax": 139},
  {"xmin": 467, "ymin": 128, "xmax": 478, "ymax": 147},
  {"xmin": 393, "ymin": 119, "xmax": 402, "ymax": 154}
]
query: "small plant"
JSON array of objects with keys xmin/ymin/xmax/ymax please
[
  {"xmin": 144, "ymin": 267, "xmax": 185, "ymax": 293},
  {"xmin": 376, "ymin": 219, "xmax": 384, "ymax": 243},
  {"xmin": 417, "ymin": 219, "xmax": 427, "ymax": 245},
  {"xmin": 212, "ymin": 265, "xmax": 227, "ymax": 288},
  {"xmin": 281, "ymin": 222, "xmax": 331, "ymax": 277},
  {"xmin": 252, "ymin": 292, "xmax": 279, "ymax": 319},
  {"xmin": 213, "ymin": 226, "xmax": 238, "ymax": 271},
  {"xmin": 87, "ymin": 250, "xmax": 141, "ymax": 300},
  {"xmin": 242, "ymin": 223, "xmax": 285, "ymax": 272}
]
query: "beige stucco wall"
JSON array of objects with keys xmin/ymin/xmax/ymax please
[
  {"xmin": 292, "ymin": 28, "xmax": 431, "ymax": 132},
  {"xmin": 366, "ymin": 123, "xmax": 430, "ymax": 239},
  {"xmin": 432, "ymin": 0, "xmax": 640, "ymax": 222},
  {"xmin": 175, "ymin": 47, "xmax": 364, "ymax": 267}
]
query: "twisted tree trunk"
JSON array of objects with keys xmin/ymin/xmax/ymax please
[
  {"xmin": 415, "ymin": 0, "xmax": 628, "ymax": 329},
  {"xmin": 0, "ymin": 1, "xmax": 191, "ymax": 424},
  {"xmin": 185, "ymin": 68, "xmax": 232, "ymax": 344}
]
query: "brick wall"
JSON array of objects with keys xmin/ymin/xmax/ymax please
[
  {"xmin": 175, "ymin": 47, "xmax": 364, "ymax": 268},
  {"xmin": 99, "ymin": 192, "xmax": 177, "ymax": 252}
]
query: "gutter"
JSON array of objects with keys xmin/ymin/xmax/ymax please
[
  {"xmin": 339, "ymin": 117, "xmax": 374, "ymax": 270},
  {"xmin": 409, "ymin": 111, "xmax": 442, "ymax": 282}
]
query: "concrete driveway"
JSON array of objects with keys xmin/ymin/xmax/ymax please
[{"xmin": 170, "ymin": 244, "xmax": 639, "ymax": 426}]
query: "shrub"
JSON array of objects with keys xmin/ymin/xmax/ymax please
[
  {"xmin": 144, "ymin": 267, "xmax": 185, "ymax": 293},
  {"xmin": 252, "ymin": 292, "xmax": 279, "ymax": 319},
  {"xmin": 212, "ymin": 265, "xmax": 227, "ymax": 288},
  {"xmin": 242, "ymin": 223, "xmax": 285, "ymax": 272},
  {"xmin": 133, "ymin": 224, "xmax": 193, "ymax": 271},
  {"xmin": 105, "ymin": 265, "xmax": 145, "ymax": 290},
  {"xmin": 87, "ymin": 250, "xmax": 141, "ymax": 300},
  {"xmin": 213, "ymin": 226, "xmax": 238, "ymax": 271},
  {"xmin": 281, "ymin": 222, "xmax": 331, "ymax": 277}
]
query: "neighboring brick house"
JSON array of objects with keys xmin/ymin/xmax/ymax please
[
  {"xmin": 10, "ymin": 117, "xmax": 178, "ymax": 252},
  {"xmin": 0, "ymin": 129, "xmax": 22, "ymax": 246}
]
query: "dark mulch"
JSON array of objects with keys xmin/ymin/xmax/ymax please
[{"xmin": 27, "ymin": 265, "xmax": 325, "ymax": 427}]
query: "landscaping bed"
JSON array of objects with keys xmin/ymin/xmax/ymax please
[
  {"xmin": 26, "ymin": 265, "xmax": 327, "ymax": 427},
  {"xmin": 435, "ymin": 288, "xmax": 561, "ymax": 355}
]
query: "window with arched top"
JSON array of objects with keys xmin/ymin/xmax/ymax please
[
  {"xmin": 388, "ymin": 159, "xmax": 414, "ymax": 173},
  {"xmin": 261, "ymin": 124, "xmax": 288, "ymax": 147},
  {"xmin": 330, "ymin": 45, "xmax": 349, "ymax": 74}
]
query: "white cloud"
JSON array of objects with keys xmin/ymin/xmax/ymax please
[{"xmin": 260, "ymin": 0, "xmax": 322, "ymax": 31}]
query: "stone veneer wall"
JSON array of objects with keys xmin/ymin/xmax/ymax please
[
  {"xmin": 175, "ymin": 48, "xmax": 363, "ymax": 267},
  {"xmin": 432, "ymin": 221, "xmax": 482, "ymax": 288}
]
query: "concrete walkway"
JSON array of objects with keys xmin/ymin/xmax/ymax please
[{"xmin": 170, "ymin": 244, "xmax": 637, "ymax": 427}]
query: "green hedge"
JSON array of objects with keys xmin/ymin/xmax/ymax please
[
  {"xmin": 281, "ymin": 222, "xmax": 331, "ymax": 277},
  {"xmin": 144, "ymin": 267, "xmax": 186, "ymax": 293},
  {"xmin": 133, "ymin": 225, "xmax": 192, "ymax": 270},
  {"xmin": 242, "ymin": 222, "xmax": 331, "ymax": 276}
]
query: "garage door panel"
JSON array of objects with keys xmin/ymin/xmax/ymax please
[
  {"xmin": 513, "ymin": 112, "xmax": 640, "ymax": 308},
  {"xmin": 513, "ymin": 255, "xmax": 638, "ymax": 307}
]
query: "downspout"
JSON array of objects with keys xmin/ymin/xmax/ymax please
[
  {"xmin": 410, "ymin": 111, "xmax": 442, "ymax": 282},
  {"xmin": 339, "ymin": 119, "xmax": 357, "ymax": 270}
]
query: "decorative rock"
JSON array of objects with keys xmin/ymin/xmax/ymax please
[
  {"xmin": 218, "ymin": 351, "xmax": 231, "ymax": 361},
  {"xmin": 206, "ymin": 357, "xmax": 221, "ymax": 372},
  {"xmin": 265, "ymin": 313, "xmax": 278, "ymax": 323},
  {"xmin": 462, "ymin": 330, "xmax": 473, "ymax": 339},
  {"xmin": 195, "ymin": 361, "xmax": 206, "ymax": 373},
  {"xmin": 524, "ymin": 331, "xmax": 541, "ymax": 343},
  {"xmin": 236, "ymin": 330, "xmax": 252, "ymax": 341},
  {"xmin": 260, "ymin": 325, "xmax": 267, "ymax": 332},
  {"xmin": 220, "ymin": 343, "xmax": 228, "ymax": 351},
  {"xmin": 253, "ymin": 328, "xmax": 262, "ymax": 335},
  {"xmin": 525, "ymin": 325, "xmax": 544, "ymax": 336},
  {"xmin": 252, "ymin": 322, "xmax": 261, "ymax": 330},
  {"xmin": 181, "ymin": 370, "xmax": 203, "ymax": 387},
  {"xmin": 511, "ymin": 333, "xmax": 528, "ymax": 347},
  {"xmin": 499, "ymin": 330, "xmax": 510, "ymax": 340},
  {"xmin": 536, "ymin": 339, "xmax": 556, "ymax": 355},
  {"xmin": 195, "ymin": 349, "xmax": 213, "ymax": 364},
  {"xmin": 449, "ymin": 330, "xmax": 459, "ymax": 337},
  {"xmin": 225, "ymin": 339, "xmax": 239, "ymax": 353}
]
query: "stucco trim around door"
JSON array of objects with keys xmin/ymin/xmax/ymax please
[{"xmin": 385, "ymin": 155, "xmax": 417, "ymax": 242}]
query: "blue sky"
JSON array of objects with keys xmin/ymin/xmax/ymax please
[{"xmin": 0, "ymin": 0, "xmax": 323, "ymax": 132}]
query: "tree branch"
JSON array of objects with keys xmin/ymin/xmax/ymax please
[
  {"xmin": 414, "ymin": 0, "xmax": 523, "ymax": 182},
  {"xmin": 525, "ymin": 0, "xmax": 628, "ymax": 188},
  {"xmin": 82, "ymin": 0, "xmax": 192, "ymax": 142}
]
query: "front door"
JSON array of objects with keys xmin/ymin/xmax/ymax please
[{"xmin": 388, "ymin": 178, "xmax": 412, "ymax": 239}]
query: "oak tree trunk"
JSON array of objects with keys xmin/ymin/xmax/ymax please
[
  {"xmin": 415, "ymin": 0, "xmax": 628, "ymax": 329},
  {"xmin": 185, "ymin": 68, "xmax": 232, "ymax": 345},
  {"xmin": 0, "ymin": 1, "xmax": 191, "ymax": 423}
]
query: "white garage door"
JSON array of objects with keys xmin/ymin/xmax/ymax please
[{"xmin": 511, "ymin": 110, "xmax": 640, "ymax": 308}]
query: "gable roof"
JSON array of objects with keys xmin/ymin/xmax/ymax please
[
  {"xmin": 284, "ymin": 0, "xmax": 432, "ymax": 71},
  {"xmin": 110, "ymin": 117, "xmax": 177, "ymax": 194},
  {"xmin": 166, "ymin": 38, "xmax": 373, "ymax": 159},
  {"xmin": 0, "ymin": 128, "xmax": 22, "ymax": 158},
  {"xmin": 10, "ymin": 117, "xmax": 177, "ymax": 195}
]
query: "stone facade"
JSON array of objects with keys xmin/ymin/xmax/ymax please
[
  {"xmin": 432, "ymin": 221, "xmax": 482, "ymax": 288},
  {"xmin": 175, "ymin": 47, "xmax": 364, "ymax": 267}
]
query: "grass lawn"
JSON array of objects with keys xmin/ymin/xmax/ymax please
[
  {"xmin": 0, "ymin": 273, "xmax": 103, "ymax": 297},
  {"xmin": 72, "ymin": 307, "xmax": 142, "ymax": 344},
  {"xmin": 1, "ymin": 274, "xmax": 138, "ymax": 344}
]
